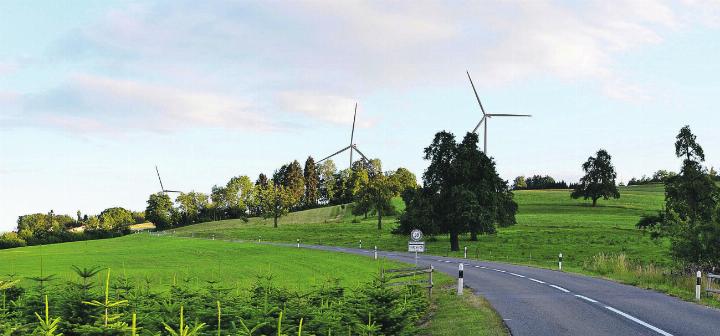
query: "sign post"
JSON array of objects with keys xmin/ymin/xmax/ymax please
[{"xmin": 408, "ymin": 229, "xmax": 425, "ymax": 265}]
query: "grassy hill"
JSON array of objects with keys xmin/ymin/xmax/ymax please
[{"xmin": 174, "ymin": 184, "xmax": 668, "ymax": 271}]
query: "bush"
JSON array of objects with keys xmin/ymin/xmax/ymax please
[{"xmin": 0, "ymin": 232, "xmax": 26, "ymax": 249}]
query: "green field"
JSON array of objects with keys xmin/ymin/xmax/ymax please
[
  {"xmin": 174, "ymin": 184, "xmax": 668, "ymax": 272},
  {"xmin": 0, "ymin": 234, "xmax": 406, "ymax": 289}
]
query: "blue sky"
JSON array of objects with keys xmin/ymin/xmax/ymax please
[{"xmin": 1, "ymin": 1, "xmax": 719, "ymax": 232}]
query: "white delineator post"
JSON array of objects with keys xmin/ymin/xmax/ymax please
[
  {"xmin": 464, "ymin": 246, "xmax": 468, "ymax": 259},
  {"xmin": 374, "ymin": 246, "xmax": 378, "ymax": 260},
  {"xmin": 559, "ymin": 253, "xmax": 563, "ymax": 271},
  {"xmin": 297, "ymin": 239, "xmax": 300, "ymax": 248},
  {"xmin": 457, "ymin": 263, "xmax": 464, "ymax": 295},
  {"xmin": 359, "ymin": 240, "xmax": 362, "ymax": 249},
  {"xmin": 212, "ymin": 234, "xmax": 215, "ymax": 241},
  {"xmin": 696, "ymin": 271, "xmax": 702, "ymax": 301}
]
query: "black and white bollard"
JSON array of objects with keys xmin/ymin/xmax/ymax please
[
  {"xmin": 359, "ymin": 240, "xmax": 362, "ymax": 249},
  {"xmin": 297, "ymin": 239, "xmax": 300, "ymax": 248},
  {"xmin": 212, "ymin": 234, "xmax": 215, "ymax": 241},
  {"xmin": 559, "ymin": 253, "xmax": 563, "ymax": 271},
  {"xmin": 374, "ymin": 246, "xmax": 378, "ymax": 260},
  {"xmin": 464, "ymin": 246, "xmax": 468, "ymax": 259},
  {"xmin": 257, "ymin": 236, "xmax": 261, "ymax": 242},
  {"xmin": 696, "ymin": 271, "xmax": 702, "ymax": 301},
  {"xmin": 457, "ymin": 263, "xmax": 464, "ymax": 295}
]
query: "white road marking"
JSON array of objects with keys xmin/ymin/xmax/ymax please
[
  {"xmin": 444, "ymin": 260, "xmax": 452, "ymax": 263},
  {"xmin": 605, "ymin": 306, "xmax": 674, "ymax": 336},
  {"xmin": 474, "ymin": 265, "xmax": 480, "ymax": 268},
  {"xmin": 509, "ymin": 272, "xmax": 526, "ymax": 278},
  {"xmin": 549, "ymin": 285, "xmax": 571, "ymax": 293},
  {"xmin": 528, "ymin": 278, "xmax": 545, "ymax": 284},
  {"xmin": 574, "ymin": 295, "xmax": 598, "ymax": 303}
]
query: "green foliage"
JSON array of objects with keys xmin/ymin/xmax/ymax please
[
  {"xmin": 0, "ymin": 232, "xmax": 27, "ymax": 249},
  {"xmin": 403, "ymin": 131, "xmax": 517, "ymax": 250},
  {"xmin": 98, "ymin": 207, "xmax": 134, "ymax": 231},
  {"xmin": 145, "ymin": 193, "xmax": 174, "ymax": 230},
  {"xmin": 571, "ymin": 149, "xmax": 620, "ymax": 206},
  {"xmin": 304, "ymin": 156, "xmax": 320, "ymax": 209},
  {"xmin": 175, "ymin": 192, "xmax": 210, "ymax": 226},
  {"xmin": 637, "ymin": 126, "xmax": 720, "ymax": 267},
  {"xmin": 353, "ymin": 174, "xmax": 397, "ymax": 230}
]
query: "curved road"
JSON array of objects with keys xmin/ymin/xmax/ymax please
[{"xmin": 301, "ymin": 244, "xmax": 720, "ymax": 336}]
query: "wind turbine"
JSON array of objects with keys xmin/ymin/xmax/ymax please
[
  {"xmin": 317, "ymin": 103, "xmax": 374, "ymax": 171},
  {"xmin": 155, "ymin": 165, "xmax": 182, "ymax": 194},
  {"xmin": 466, "ymin": 71, "xmax": 531, "ymax": 154}
]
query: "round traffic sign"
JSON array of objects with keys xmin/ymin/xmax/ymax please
[{"xmin": 410, "ymin": 229, "xmax": 423, "ymax": 242}]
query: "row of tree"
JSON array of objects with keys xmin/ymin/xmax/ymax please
[
  {"xmin": 1, "ymin": 208, "xmax": 144, "ymax": 248},
  {"xmin": 145, "ymin": 157, "xmax": 418, "ymax": 230},
  {"xmin": 513, "ymin": 175, "xmax": 571, "ymax": 190}
]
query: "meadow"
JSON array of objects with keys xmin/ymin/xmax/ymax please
[
  {"xmin": 173, "ymin": 184, "xmax": 669, "ymax": 271},
  {"xmin": 0, "ymin": 232, "xmax": 507, "ymax": 335}
]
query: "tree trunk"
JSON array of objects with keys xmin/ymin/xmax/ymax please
[
  {"xmin": 377, "ymin": 210, "xmax": 382, "ymax": 230},
  {"xmin": 450, "ymin": 231, "xmax": 460, "ymax": 251},
  {"xmin": 470, "ymin": 230, "xmax": 478, "ymax": 241},
  {"xmin": 592, "ymin": 197, "xmax": 598, "ymax": 207},
  {"xmin": 273, "ymin": 214, "xmax": 278, "ymax": 228}
]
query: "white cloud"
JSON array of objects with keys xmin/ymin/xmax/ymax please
[
  {"xmin": 21, "ymin": 75, "xmax": 281, "ymax": 133},
  {"xmin": 13, "ymin": 0, "xmax": 716, "ymax": 133},
  {"xmin": 277, "ymin": 91, "xmax": 375, "ymax": 127}
]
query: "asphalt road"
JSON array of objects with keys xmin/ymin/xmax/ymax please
[{"xmin": 300, "ymin": 244, "xmax": 720, "ymax": 336}]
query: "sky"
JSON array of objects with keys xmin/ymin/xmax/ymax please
[{"xmin": 1, "ymin": 0, "xmax": 719, "ymax": 232}]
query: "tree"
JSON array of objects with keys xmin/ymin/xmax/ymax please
[
  {"xmin": 225, "ymin": 176, "xmax": 254, "ymax": 218},
  {"xmin": 353, "ymin": 173, "xmax": 397, "ymax": 230},
  {"xmin": 259, "ymin": 178, "xmax": 294, "ymax": 228},
  {"xmin": 637, "ymin": 126, "xmax": 720, "ymax": 267},
  {"xmin": 675, "ymin": 125, "xmax": 705, "ymax": 162},
  {"xmin": 571, "ymin": 149, "xmax": 620, "ymax": 206},
  {"xmin": 405, "ymin": 131, "xmax": 517, "ymax": 251},
  {"xmin": 304, "ymin": 156, "xmax": 320, "ymax": 208},
  {"xmin": 277, "ymin": 161, "xmax": 305, "ymax": 209},
  {"xmin": 388, "ymin": 168, "xmax": 417, "ymax": 196},
  {"xmin": 318, "ymin": 160, "xmax": 337, "ymax": 204},
  {"xmin": 98, "ymin": 207, "xmax": 134, "ymax": 231},
  {"xmin": 176, "ymin": 192, "xmax": 209, "ymax": 225},
  {"xmin": 513, "ymin": 176, "xmax": 527, "ymax": 190},
  {"xmin": 145, "ymin": 193, "xmax": 174, "ymax": 230}
]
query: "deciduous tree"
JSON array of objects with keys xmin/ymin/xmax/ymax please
[{"xmin": 571, "ymin": 149, "xmax": 620, "ymax": 206}]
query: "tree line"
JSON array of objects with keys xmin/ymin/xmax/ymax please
[
  {"xmin": 512, "ymin": 175, "xmax": 571, "ymax": 190},
  {"xmin": 145, "ymin": 156, "xmax": 418, "ymax": 231},
  {"xmin": 0, "ymin": 208, "xmax": 145, "ymax": 249}
]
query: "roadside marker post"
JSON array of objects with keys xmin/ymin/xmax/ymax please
[
  {"xmin": 297, "ymin": 239, "xmax": 300, "ymax": 248},
  {"xmin": 457, "ymin": 263, "xmax": 464, "ymax": 295},
  {"xmin": 464, "ymin": 246, "xmax": 468, "ymax": 259},
  {"xmin": 374, "ymin": 246, "xmax": 378, "ymax": 260},
  {"xmin": 212, "ymin": 234, "xmax": 215, "ymax": 241},
  {"xmin": 359, "ymin": 240, "xmax": 362, "ymax": 249},
  {"xmin": 430, "ymin": 265, "xmax": 434, "ymax": 296},
  {"xmin": 559, "ymin": 253, "xmax": 563, "ymax": 271},
  {"xmin": 696, "ymin": 271, "xmax": 702, "ymax": 301}
]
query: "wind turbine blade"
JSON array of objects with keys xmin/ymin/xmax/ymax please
[
  {"xmin": 318, "ymin": 145, "xmax": 352, "ymax": 163},
  {"xmin": 466, "ymin": 70, "xmax": 486, "ymax": 115},
  {"xmin": 155, "ymin": 166, "xmax": 165, "ymax": 191},
  {"xmin": 351, "ymin": 145, "xmax": 371, "ymax": 162},
  {"xmin": 471, "ymin": 116, "xmax": 486, "ymax": 133},
  {"xmin": 164, "ymin": 190, "xmax": 182, "ymax": 193},
  {"xmin": 486, "ymin": 114, "xmax": 532, "ymax": 117},
  {"xmin": 350, "ymin": 102, "xmax": 357, "ymax": 167}
]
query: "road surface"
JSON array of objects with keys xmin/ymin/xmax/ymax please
[{"xmin": 301, "ymin": 244, "xmax": 720, "ymax": 336}]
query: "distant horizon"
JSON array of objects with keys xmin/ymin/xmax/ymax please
[{"xmin": 2, "ymin": 1, "xmax": 719, "ymax": 232}]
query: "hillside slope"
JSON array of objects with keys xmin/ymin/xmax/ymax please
[{"xmin": 174, "ymin": 184, "xmax": 668, "ymax": 270}]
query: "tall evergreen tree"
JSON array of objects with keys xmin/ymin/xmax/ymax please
[
  {"xmin": 571, "ymin": 149, "xmax": 620, "ymax": 206},
  {"xmin": 304, "ymin": 156, "xmax": 319, "ymax": 208}
]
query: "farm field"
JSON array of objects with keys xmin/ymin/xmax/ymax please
[
  {"xmin": 174, "ymin": 184, "xmax": 668, "ymax": 272},
  {"xmin": 0, "ymin": 233, "xmax": 405, "ymax": 289}
]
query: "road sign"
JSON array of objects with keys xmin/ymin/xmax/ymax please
[
  {"xmin": 408, "ymin": 241, "xmax": 425, "ymax": 252},
  {"xmin": 410, "ymin": 229, "xmax": 423, "ymax": 242}
]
